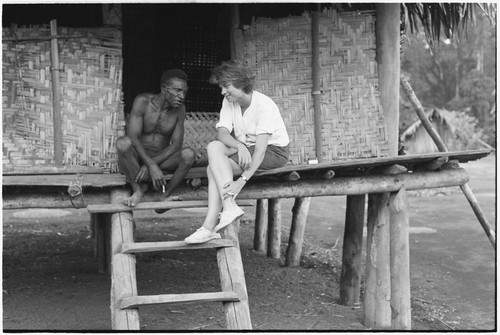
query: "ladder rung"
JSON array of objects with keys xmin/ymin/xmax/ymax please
[
  {"xmin": 121, "ymin": 239, "xmax": 236, "ymax": 254},
  {"xmin": 87, "ymin": 199, "xmax": 254, "ymax": 213},
  {"xmin": 119, "ymin": 291, "xmax": 240, "ymax": 309}
]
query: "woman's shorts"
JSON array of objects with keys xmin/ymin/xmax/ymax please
[{"xmin": 229, "ymin": 145, "xmax": 290, "ymax": 171}]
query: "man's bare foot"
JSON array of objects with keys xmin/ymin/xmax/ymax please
[
  {"xmin": 123, "ymin": 191, "xmax": 143, "ymax": 207},
  {"xmin": 155, "ymin": 195, "xmax": 183, "ymax": 214}
]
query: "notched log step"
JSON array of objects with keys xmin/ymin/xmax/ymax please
[
  {"xmin": 119, "ymin": 291, "xmax": 240, "ymax": 309},
  {"xmin": 120, "ymin": 239, "xmax": 236, "ymax": 254}
]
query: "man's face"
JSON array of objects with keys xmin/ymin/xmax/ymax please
[{"xmin": 163, "ymin": 78, "xmax": 188, "ymax": 108}]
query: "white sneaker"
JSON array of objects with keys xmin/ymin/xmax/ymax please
[
  {"xmin": 214, "ymin": 206, "xmax": 244, "ymax": 232},
  {"xmin": 184, "ymin": 227, "xmax": 221, "ymax": 244}
]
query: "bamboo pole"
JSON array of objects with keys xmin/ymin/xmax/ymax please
[
  {"xmin": 267, "ymin": 199, "xmax": 282, "ymax": 259},
  {"xmin": 50, "ymin": 20, "xmax": 63, "ymax": 166},
  {"xmin": 401, "ymin": 77, "xmax": 495, "ymax": 248},
  {"xmin": 389, "ymin": 186, "xmax": 411, "ymax": 329},
  {"xmin": 311, "ymin": 5, "xmax": 323, "ymax": 162},
  {"xmin": 253, "ymin": 199, "xmax": 268, "ymax": 253},
  {"xmin": 339, "ymin": 194, "xmax": 365, "ymax": 306},
  {"xmin": 285, "ymin": 197, "xmax": 311, "ymax": 266}
]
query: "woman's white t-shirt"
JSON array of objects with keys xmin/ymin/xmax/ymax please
[{"xmin": 215, "ymin": 90, "xmax": 290, "ymax": 147}]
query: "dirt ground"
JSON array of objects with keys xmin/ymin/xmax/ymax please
[{"xmin": 2, "ymin": 154, "xmax": 496, "ymax": 332}]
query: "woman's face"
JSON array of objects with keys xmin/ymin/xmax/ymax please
[{"xmin": 220, "ymin": 83, "xmax": 245, "ymax": 103}]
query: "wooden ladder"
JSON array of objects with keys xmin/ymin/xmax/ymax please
[{"xmin": 88, "ymin": 189, "xmax": 252, "ymax": 330}]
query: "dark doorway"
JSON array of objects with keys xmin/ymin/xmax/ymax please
[{"xmin": 122, "ymin": 4, "xmax": 231, "ymax": 116}]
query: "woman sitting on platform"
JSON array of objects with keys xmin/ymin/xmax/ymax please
[{"xmin": 185, "ymin": 61, "xmax": 290, "ymax": 244}]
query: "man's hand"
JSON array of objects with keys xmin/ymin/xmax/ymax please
[
  {"xmin": 135, "ymin": 165, "xmax": 150, "ymax": 183},
  {"xmin": 148, "ymin": 163, "xmax": 166, "ymax": 191},
  {"xmin": 237, "ymin": 143, "xmax": 252, "ymax": 170}
]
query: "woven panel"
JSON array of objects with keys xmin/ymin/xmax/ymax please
[
  {"xmin": 2, "ymin": 26, "xmax": 125, "ymax": 173},
  {"xmin": 242, "ymin": 9, "xmax": 390, "ymax": 164},
  {"xmin": 184, "ymin": 112, "xmax": 219, "ymax": 166}
]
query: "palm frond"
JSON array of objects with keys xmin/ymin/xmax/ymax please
[{"xmin": 403, "ymin": 3, "xmax": 496, "ymax": 42}]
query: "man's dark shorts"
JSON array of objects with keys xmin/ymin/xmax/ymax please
[{"xmin": 229, "ymin": 145, "xmax": 290, "ymax": 172}]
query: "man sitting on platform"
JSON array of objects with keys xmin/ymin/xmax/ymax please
[{"xmin": 116, "ymin": 69, "xmax": 195, "ymax": 209}]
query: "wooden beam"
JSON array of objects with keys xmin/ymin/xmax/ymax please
[
  {"xmin": 2, "ymin": 169, "xmax": 471, "ymax": 209},
  {"xmin": 119, "ymin": 291, "xmax": 239, "ymax": 309},
  {"xmin": 339, "ymin": 194, "xmax": 365, "ymax": 306},
  {"xmin": 87, "ymin": 199, "xmax": 254, "ymax": 213},
  {"xmin": 121, "ymin": 239, "xmax": 235, "ymax": 254}
]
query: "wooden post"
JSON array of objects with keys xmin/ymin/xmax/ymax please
[
  {"xmin": 285, "ymin": 197, "xmax": 311, "ymax": 266},
  {"xmin": 253, "ymin": 199, "xmax": 268, "ymax": 253},
  {"xmin": 217, "ymin": 219, "xmax": 253, "ymax": 329},
  {"xmin": 389, "ymin": 186, "xmax": 411, "ymax": 329},
  {"xmin": 109, "ymin": 188, "xmax": 140, "ymax": 330},
  {"xmin": 401, "ymin": 77, "xmax": 495, "ymax": 248},
  {"xmin": 230, "ymin": 4, "xmax": 244, "ymax": 60},
  {"xmin": 50, "ymin": 19, "xmax": 63, "ymax": 166},
  {"xmin": 364, "ymin": 193, "xmax": 392, "ymax": 329},
  {"xmin": 376, "ymin": 4, "xmax": 400, "ymax": 156},
  {"xmin": 311, "ymin": 5, "xmax": 323, "ymax": 162},
  {"xmin": 339, "ymin": 194, "xmax": 365, "ymax": 305},
  {"xmin": 93, "ymin": 212, "xmax": 110, "ymax": 274},
  {"xmin": 267, "ymin": 198, "xmax": 282, "ymax": 259}
]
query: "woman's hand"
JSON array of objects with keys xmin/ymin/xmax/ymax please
[
  {"xmin": 237, "ymin": 143, "xmax": 252, "ymax": 170},
  {"xmin": 222, "ymin": 178, "xmax": 247, "ymax": 200}
]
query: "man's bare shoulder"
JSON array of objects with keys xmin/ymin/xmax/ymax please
[{"xmin": 133, "ymin": 93, "xmax": 155, "ymax": 104}]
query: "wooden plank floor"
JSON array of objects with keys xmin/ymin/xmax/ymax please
[{"xmin": 2, "ymin": 149, "xmax": 491, "ymax": 187}]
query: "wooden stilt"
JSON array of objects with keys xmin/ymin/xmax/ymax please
[
  {"xmin": 339, "ymin": 194, "xmax": 365, "ymax": 305},
  {"xmin": 285, "ymin": 197, "xmax": 311, "ymax": 266},
  {"xmin": 389, "ymin": 186, "xmax": 411, "ymax": 329},
  {"xmin": 253, "ymin": 199, "xmax": 268, "ymax": 253},
  {"xmin": 217, "ymin": 219, "xmax": 253, "ymax": 329},
  {"xmin": 93, "ymin": 213, "xmax": 107, "ymax": 273},
  {"xmin": 267, "ymin": 198, "xmax": 282, "ymax": 259},
  {"xmin": 109, "ymin": 188, "xmax": 140, "ymax": 330},
  {"xmin": 364, "ymin": 193, "xmax": 392, "ymax": 329}
]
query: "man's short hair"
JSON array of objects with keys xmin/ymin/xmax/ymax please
[{"xmin": 161, "ymin": 69, "xmax": 188, "ymax": 86}]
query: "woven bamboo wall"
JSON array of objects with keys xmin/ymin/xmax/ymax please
[
  {"xmin": 2, "ymin": 26, "xmax": 125, "ymax": 173},
  {"xmin": 242, "ymin": 9, "xmax": 390, "ymax": 164}
]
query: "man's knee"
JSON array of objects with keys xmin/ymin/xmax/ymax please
[
  {"xmin": 116, "ymin": 136, "xmax": 133, "ymax": 153},
  {"xmin": 181, "ymin": 148, "xmax": 196, "ymax": 166}
]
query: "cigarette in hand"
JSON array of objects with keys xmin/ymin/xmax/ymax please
[{"xmin": 162, "ymin": 185, "xmax": 165, "ymax": 193}]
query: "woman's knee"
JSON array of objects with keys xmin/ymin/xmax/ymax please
[
  {"xmin": 116, "ymin": 136, "xmax": 133, "ymax": 153},
  {"xmin": 206, "ymin": 140, "xmax": 225, "ymax": 156}
]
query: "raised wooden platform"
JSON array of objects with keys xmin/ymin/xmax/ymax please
[{"xmin": 2, "ymin": 150, "xmax": 491, "ymax": 187}]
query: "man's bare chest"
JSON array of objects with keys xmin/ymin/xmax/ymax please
[{"xmin": 144, "ymin": 109, "xmax": 177, "ymax": 135}]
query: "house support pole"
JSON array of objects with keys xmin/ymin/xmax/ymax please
[
  {"xmin": 339, "ymin": 194, "xmax": 365, "ymax": 305},
  {"xmin": 253, "ymin": 199, "xmax": 268, "ymax": 253},
  {"xmin": 285, "ymin": 197, "xmax": 311, "ymax": 266},
  {"xmin": 389, "ymin": 186, "xmax": 411, "ymax": 329},
  {"xmin": 365, "ymin": 3, "xmax": 404, "ymax": 329}
]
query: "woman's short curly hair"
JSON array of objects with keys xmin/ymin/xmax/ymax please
[{"xmin": 209, "ymin": 60, "xmax": 255, "ymax": 94}]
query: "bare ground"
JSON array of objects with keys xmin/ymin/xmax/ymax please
[{"xmin": 2, "ymin": 154, "xmax": 496, "ymax": 332}]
